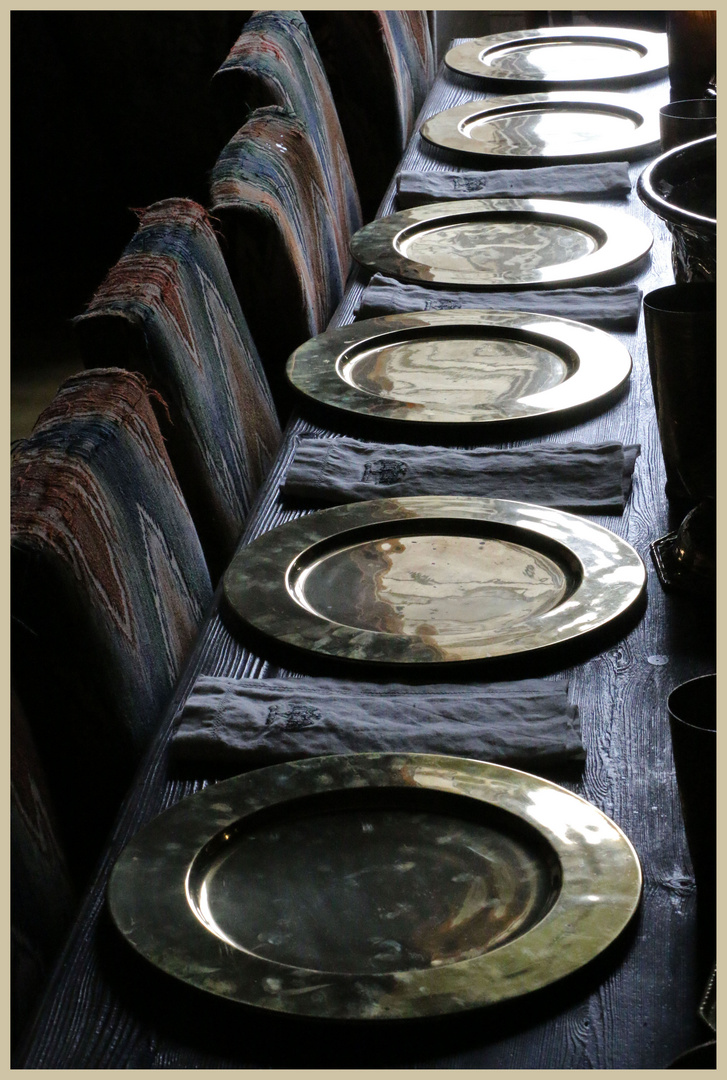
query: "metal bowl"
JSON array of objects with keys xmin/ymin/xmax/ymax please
[{"xmin": 637, "ymin": 134, "xmax": 716, "ymax": 282}]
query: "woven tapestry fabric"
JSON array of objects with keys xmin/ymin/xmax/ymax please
[
  {"xmin": 307, "ymin": 11, "xmax": 434, "ymax": 218},
  {"xmin": 210, "ymin": 107, "xmax": 346, "ymax": 395},
  {"xmin": 281, "ymin": 437, "xmax": 641, "ymax": 514},
  {"xmin": 11, "ymin": 368, "xmax": 213, "ymax": 876},
  {"xmin": 74, "ymin": 198, "xmax": 282, "ymax": 581},
  {"xmin": 379, "ymin": 10, "xmax": 435, "ymax": 146},
  {"xmin": 214, "ymin": 10, "xmax": 362, "ymax": 262},
  {"xmin": 172, "ymin": 675, "xmax": 584, "ymax": 770}
]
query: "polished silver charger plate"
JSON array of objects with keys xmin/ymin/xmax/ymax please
[
  {"xmin": 286, "ymin": 310, "xmax": 632, "ymax": 430},
  {"xmin": 223, "ymin": 496, "xmax": 646, "ymax": 667},
  {"xmin": 445, "ymin": 27, "xmax": 668, "ymax": 87},
  {"xmin": 350, "ymin": 198, "xmax": 653, "ymax": 289},
  {"xmin": 420, "ymin": 91, "xmax": 661, "ymax": 163},
  {"xmin": 108, "ymin": 752, "xmax": 642, "ymax": 1020}
]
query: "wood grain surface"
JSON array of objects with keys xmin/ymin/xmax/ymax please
[{"xmin": 16, "ymin": 60, "xmax": 715, "ymax": 1070}]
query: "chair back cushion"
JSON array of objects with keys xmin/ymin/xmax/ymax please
[
  {"xmin": 11, "ymin": 689, "xmax": 75, "ymax": 1048},
  {"xmin": 11, "ymin": 368, "xmax": 213, "ymax": 875},
  {"xmin": 210, "ymin": 105, "xmax": 346, "ymax": 403},
  {"xmin": 74, "ymin": 199, "xmax": 281, "ymax": 580},
  {"xmin": 307, "ymin": 11, "xmax": 435, "ymax": 218},
  {"xmin": 213, "ymin": 10, "xmax": 361, "ymax": 262}
]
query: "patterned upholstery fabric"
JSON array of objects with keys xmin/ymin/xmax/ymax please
[
  {"xmin": 210, "ymin": 105, "xmax": 346, "ymax": 409},
  {"xmin": 11, "ymin": 368, "xmax": 213, "ymax": 880},
  {"xmin": 213, "ymin": 9, "xmax": 361, "ymax": 266},
  {"xmin": 307, "ymin": 11, "xmax": 435, "ymax": 219},
  {"xmin": 74, "ymin": 199, "xmax": 282, "ymax": 582},
  {"xmin": 11, "ymin": 688, "xmax": 75, "ymax": 1050}
]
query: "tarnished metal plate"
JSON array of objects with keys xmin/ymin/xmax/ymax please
[
  {"xmin": 420, "ymin": 92, "xmax": 661, "ymax": 163},
  {"xmin": 445, "ymin": 27, "xmax": 668, "ymax": 88},
  {"xmin": 223, "ymin": 496, "xmax": 646, "ymax": 667},
  {"xmin": 108, "ymin": 753, "xmax": 642, "ymax": 1020},
  {"xmin": 350, "ymin": 198, "xmax": 652, "ymax": 288},
  {"xmin": 286, "ymin": 309, "xmax": 631, "ymax": 430}
]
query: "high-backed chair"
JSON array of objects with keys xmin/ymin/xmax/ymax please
[
  {"xmin": 11, "ymin": 688, "xmax": 75, "ymax": 1050},
  {"xmin": 212, "ymin": 9, "xmax": 362, "ymax": 269},
  {"xmin": 210, "ymin": 105, "xmax": 346, "ymax": 411},
  {"xmin": 11, "ymin": 368, "xmax": 213, "ymax": 880},
  {"xmin": 73, "ymin": 199, "xmax": 282, "ymax": 582},
  {"xmin": 307, "ymin": 11, "xmax": 435, "ymax": 219}
]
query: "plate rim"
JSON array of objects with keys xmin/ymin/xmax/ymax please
[
  {"xmin": 285, "ymin": 308, "xmax": 633, "ymax": 428},
  {"xmin": 419, "ymin": 89, "xmax": 662, "ymax": 164},
  {"xmin": 108, "ymin": 752, "xmax": 643, "ymax": 1020},
  {"xmin": 349, "ymin": 197, "xmax": 653, "ymax": 289},
  {"xmin": 444, "ymin": 26, "xmax": 669, "ymax": 86},
  {"xmin": 223, "ymin": 495, "xmax": 646, "ymax": 667}
]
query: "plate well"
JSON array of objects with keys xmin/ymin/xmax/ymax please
[{"xmin": 187, "ymin": 787, "xmax": 561, "ymax": 976}]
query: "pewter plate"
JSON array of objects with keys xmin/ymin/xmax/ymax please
[
  {"xmin": 223, "ymin": 496, "xmax": 646, "ymax": 667},
  {"xmin": 445, "ymin": 27, "xmax": 668, "ymax": 88},
  {"xmin": 108, "ymin": 752, "xmax": 642, "ymax": 1020},
  {"xmin": 286, "ymin": 310, "xmax": 632, "ymax": 430},
  {"xmin": 350, "ymin": 198, "xmax": 652, "ymax": 289},
  {"xmin": 420, "ymin": 91, "xmax": 661, "ymax": 163}
]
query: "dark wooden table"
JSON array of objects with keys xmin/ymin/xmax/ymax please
[{"xmin": 17, "ymin": 60, "xmax": 715, "ymax": 1070}]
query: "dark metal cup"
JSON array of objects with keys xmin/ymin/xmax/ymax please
[
  {"xmin": 667, "ymin": 11, "xmax": 716, "ymax": 102},
  {"xmin": 659, "ymin": 99, "xmax": 716, "ymax": 152},
  {"xmin": 643, "ymin": 284, "xmax": 716, "ymax": 502},
  {"xmin": 667, "ymin": 674, "xmax": 716, "ymax": 896}
]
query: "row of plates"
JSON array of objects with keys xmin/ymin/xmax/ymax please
[{"xmin": 109, "ymin": 26, "xmax": 660, "ymax": 1028}]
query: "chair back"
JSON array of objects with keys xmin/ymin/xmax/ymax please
[
  {"xmin": 307, "ymin": 11, "xmax": 435, "ymax": 219},
  {"xmin": 210, "ymin": 105, "xmax": 347, "ymax": 409},
  {"xmin": 11, "ymin": 368, "xmax": 213, "ymax": 878},
  {"xmin": 213, "ymin": 9, "xmax": 361, "ymax": 264},
  {"xmin": 74, "ymin": 199, "xmax": 282, "ymax": 581},
  {"xmin": 11, "ymin": 688, "xmax": 75, "ymax": 1050}
]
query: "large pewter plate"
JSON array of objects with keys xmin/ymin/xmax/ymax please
[
  {"xmin": 223, "ymin": 496, "xmax": 646, "ymax": 667},
  {"xmin": 420, "ymin": 91, "xmax": 661, "ymax": 163},
  {"xmin": 445, "ymin": 27, "xmax": 668, "ymax": 88},
  {"xmin": 350, "ymin": 198, "xmax": 653, "ymax": 289},
  {"xmin": 286, "ymin": 310, "xmax": 632, "ymax": 430},
  {"xmin": 108, "ymin": 752, "xmax": 643, "ymax": 1020}
]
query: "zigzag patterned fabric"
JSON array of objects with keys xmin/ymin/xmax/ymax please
[
  {"xmin": 210, "ymin": 105, "xmax": 346, "ymax": 405},
  {"xmin": 11, "ymin": 368, "xmax": 213, "ymax": 879},
  {"xmin": 307, "ymin": 10, "xmax": 435, "ymax": 219},
  {"xmin": 213, "ymin": 9, "xmax": 361, "ymax": 265},
  {"xmin": 74, "ymin": 199, "xmax": 282, "ymax": 581}
]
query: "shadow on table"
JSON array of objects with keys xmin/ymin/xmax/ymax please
[{"xmin": 93, "ymin": 899, "xmax": 644, "ymax": 1068}]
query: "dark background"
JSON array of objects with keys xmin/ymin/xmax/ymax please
[{"xmin": 11, "ymin": 11, "xmax": 252, "ymax": 356}]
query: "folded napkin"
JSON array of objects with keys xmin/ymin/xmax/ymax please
[
  {"xmin": 396, "ymin": 163, "xmax": 632, "ymax": 208},
  {"xmin": 172, "ymin": 676, "xmax": 584, "ymax": 768},
  {"xmin": 280, "ymin": 438, "xmax": 640, "ymax": 513},
  {"xmin": 356, "ymin": 275, "xmax": 642, "ymax": 330}
]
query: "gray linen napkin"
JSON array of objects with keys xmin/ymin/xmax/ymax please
[
  {"xmin": 396, "ymin": 163, "xmax": 632, "ymax": 208},
  {"xmin": 355, "ymin": 275, "xmax": 642, "ymax": 330},
  {"xmin": 172, "ymin": 676, "xmax": 584, "ymax": 768},
  {"xmin": 280, "ymin": 438, "xmax": 640, "ymax": 513}
]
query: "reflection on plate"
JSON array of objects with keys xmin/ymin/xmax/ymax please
[
  {"xmin": 445, "ymin": 27, "xmax": 668, "ymax": 87},
  {"xmin": 350, "ymin": 198, "xmax": 652, "ymax": 288},
  {"xmin": 108, "ymin": 752, "xmax": 643, "ymax": 1020},
  {"xmin": 223, "ymin": 496, "xmax": 646, "ymax": 667},
  {"xmin": 420, "ymin": 91, "xmax": 661, "ymax": 163},
  {"xmin": 286, "ymin": 310, "xmax": 632, "ymax": 430}
]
